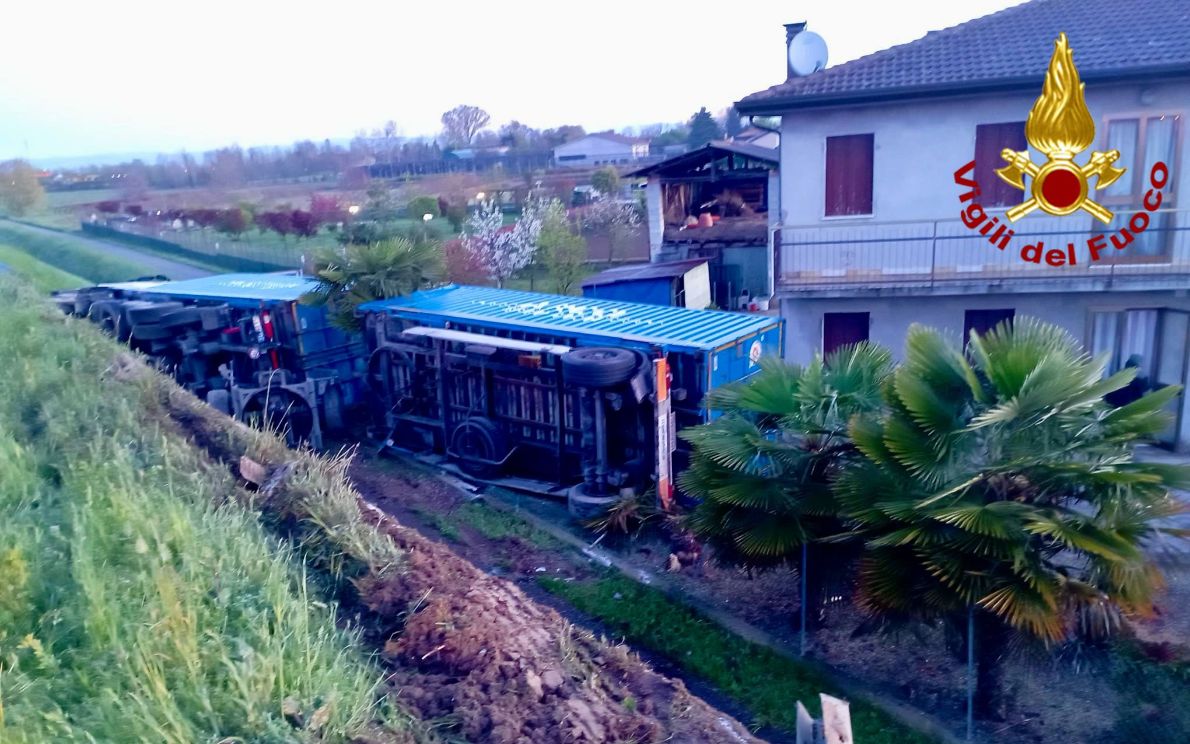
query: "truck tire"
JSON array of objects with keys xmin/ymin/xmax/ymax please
[
  {"xmin": 157, "ymin": 307, "xmax": 202, "ymax": 329},
  {"xmin": 320, "ymin": 384, "xmax": 345, "ymax": 432},
  {"xmin": 567, "ymin": 483, "xmax": 620, "ymax": 520},
  {"xmin": 205, "ymin": 389, "xmax": 231, "ymax": 415},
  {"xmin": 88, "ymin": 301, "xmax": 123, "ymax": 336},
  {"xmin": 199, "ymin": 304, "xmax": 231, "ymax": 331},
  {"xmin": 449, "ymin": 417, "xmax": 507, "ymax": 478},
  {"xmin": 561, "ymin": 347, "xmax": 638, "ymax": 388},
  {"xmin": 74, "ymin": 289, "xmax": 113, "ymax": 317},
  {"xmin": 126, "ymin": 302, "xmax": 184, "ymax": 325},
  {"xmin": 130, "ymin": 323, "xmax": 173, "ymax": 341}
]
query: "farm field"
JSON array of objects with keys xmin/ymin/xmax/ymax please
[{"xmin": 0, "ymin": 277, "xmax": 764, "ymax": 743}]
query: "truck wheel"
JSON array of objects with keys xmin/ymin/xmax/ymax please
[
  {"xmin": 157, "ymin": 307, "xmax": 202, "ymax": 329},
  {"xmin": 567, "ymin": 483, "xmax": 620, "ymax": 520},
  {"xmin": 239, "ymin": 388, "xmax": 315, "ymax": 448},
  {"xmin": 199, "ymin": 304, "xmax": 231, "ymax": 331},
  {"xmin": 74, "ymin": 289, "xmax": 113, "ymax": 317},
  {"xmin": 449, "ymin": 417, "xmax": 506, "ymax": 478},
  {"xmin": 88, "ymin": 301, "xmax": 122, "ymax": 336},
  {"xmin": 321, "ymin": 385, "xmax": 345, "ymax": 431},
  {"xmin": 130, "ymin": 323, "xmax": 173, "ymax": 341},
  {"xmin": 205, "ymin": 389, "xmax": 231, "ymax": 415},
  {"xmin": 561, "ymin": 347, "xmax": 639, "ymax": 388},
  {"xmin": 126, "ymin": 302, "xmax": 184, "ymax": 325}
]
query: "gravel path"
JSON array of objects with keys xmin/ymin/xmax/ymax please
[{"xmin": 0, "ymin": 219, "xmax": 211, "ymax": 280}]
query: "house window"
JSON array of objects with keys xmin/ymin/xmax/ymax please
[
  {"xmin": 964, "ymin": 308, "xmax": 1014, "ymax": 342},
  {"xmin": 1089, "ymin": 308, "xmax": 1159, "ymax": 378},
  {"xmin": 974, "ymin": 122, "xmax": 1027, "ymax": 207},
  {"xmin": 1101, "ymin": 115, "xmax": 1180, "ymax": 257},
  {"xmin": 825, "ymin": 134, "xmax": 874, "ymax": 217},
  {"xmin": 823, "ymin": 312, "xmax": 869, "ymax": 356},
  {"xmin": 558, "ymin": 154, "xmax": 586, "ymax": 162}
]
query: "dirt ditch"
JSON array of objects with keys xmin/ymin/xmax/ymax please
[{"xmin": 138, "ymin": 368, "xmax": 762, "ymax": 744}]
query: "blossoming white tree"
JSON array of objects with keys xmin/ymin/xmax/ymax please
[
  {"xmin": 581, "ymin": 193, "xmax": 641, "ymax": 263},
  {"xmin": 460, "ymin": 192, "xmax": 547, "ymax": 287}
]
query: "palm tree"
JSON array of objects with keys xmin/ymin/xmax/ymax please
[
  {"xmin": 302, "ymin": 237, "xmax": 442, "ymax": 331},
  {"xmin": 834, "ymin": 318, "xmax": 1189, "ymax": 719},
  {"xmin": 679, "ymin": 344, "xmax": 893, "ymax": 623}
]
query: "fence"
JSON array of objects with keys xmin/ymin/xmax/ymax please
[
  {"xmin": 84, "ymin": 221, "xmax": 302, "ymax": 272},
  {"xmin": 777, "ymin": 208, "xmax": 1190, "ymax": 290}
]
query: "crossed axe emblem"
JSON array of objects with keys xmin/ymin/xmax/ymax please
[{"xmin": 997, "ymin": 148, "xmax": 1126, "ymax": 224}]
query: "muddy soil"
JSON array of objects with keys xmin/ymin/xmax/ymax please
[
  {"xmin": 147, "ymin": 378, "xmax": 762, "ymax": 744},
  {"xmin": 347, "ymin": 448, "xmax": 1190, "ymax": 744}
]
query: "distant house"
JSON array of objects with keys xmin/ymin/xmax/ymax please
[
  {"xmin": 553, "ymin": 132, "xmax": 651, "ymax": 168},
  {"xmin": 737, "ymin": 0, "xmax": 1190, "ymax": 448}
]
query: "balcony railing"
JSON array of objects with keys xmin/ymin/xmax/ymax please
[{"xmin": 776, "ymin": 208, "xmax": 1190, "ymax": 291}]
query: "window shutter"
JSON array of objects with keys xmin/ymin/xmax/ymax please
[{"xmin": 825, "ymin": 134, "xmax": 874, "ymax": 216}]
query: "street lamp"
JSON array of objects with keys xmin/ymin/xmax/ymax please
[
  {"xmin": 347, "ymin": 205, "xmax": 360, "ymax": 215},
  {"xmin": 476, "ymin": 191, "xmax": 486, "ymax": 200},
  {"xmin": 422, "ymin": 213, "xmax": 433, "ymax": 222}
]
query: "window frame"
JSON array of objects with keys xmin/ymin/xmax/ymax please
[
  {"xmin": 973, "ymin": 121, "xmax": 1028, "ymax": 209},
  {"xmin": 1098, "ymin": 112, "xmax": 1183, "ymax": 262},
  {"xmin": 823, "ymin": 133, "xmax": 875, "ymax": 219}
]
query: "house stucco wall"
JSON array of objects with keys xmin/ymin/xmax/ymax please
[
  {"xmin": 781, "ymin": 289, "xmax": 1190, "ymax": 448},
  {"xmin": 778, "ymin": 80, "xmax": 1189, "ymax": 226}
]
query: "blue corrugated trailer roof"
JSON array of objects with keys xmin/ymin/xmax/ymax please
[
  {"xmin": 144, "ymin": 273, "xmax": 317, "ymax": 303},
  {"xmin": 361, "ymin": 284, "xmax": 781, "ymax": 353}
]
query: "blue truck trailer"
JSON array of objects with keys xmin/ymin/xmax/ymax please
[
  {"xmin": 360, "ymin": 285, "xmax": 783, "ymax": 511},
  {"xmin": 56, "ymin": 273, "xmax": 365, "ymax": 449}
]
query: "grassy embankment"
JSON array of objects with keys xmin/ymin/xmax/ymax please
[
  {"xmin": 0, "ymin": 222, "xmax": 151, "ymax": 282},
  {"xmin": 0, "ymin": 278, "xmax": 408, "ymax": 742},
  {"xmin": 0, "ymin": 244, "xmax": 88, "ymax": 291}
]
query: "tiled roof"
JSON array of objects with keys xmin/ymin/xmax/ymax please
[{"xmin": 737, "ymin": 0, "xmax": 1190, "ymax": 113}]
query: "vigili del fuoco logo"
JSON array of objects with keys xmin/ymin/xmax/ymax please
[{"xmin": 953, "ymin": 33, "xmax": 1171, "ymax": 267}]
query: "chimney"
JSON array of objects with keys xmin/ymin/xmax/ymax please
[{"xmin": 784, "ymin": 22, "xmax": 807, "ymax": 80}]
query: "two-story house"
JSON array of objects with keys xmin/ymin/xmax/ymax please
[{"xmin": 737, "ymin": 0, "xmax": 1190, "ymax": 448}]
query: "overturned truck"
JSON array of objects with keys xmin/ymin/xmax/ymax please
[
  {"xmin": 55, "ymin": 273, "xmax": 365, "ymax": 449},
  {"xmin": 360, "ymin": 285, "xmax": 783, "ymax": 512}
]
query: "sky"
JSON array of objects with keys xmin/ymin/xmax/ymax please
[{"xmin": 1, "ymin": 0, "xmax": 1026, "ymax": 163}]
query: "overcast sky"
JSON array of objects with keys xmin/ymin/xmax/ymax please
[{"xmin": 1, "ymin": 0, "xmax": 1024, "ymax": 162}]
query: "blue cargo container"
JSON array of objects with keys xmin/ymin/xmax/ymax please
[
  {"xmin": 360, "ymin": 285, "xmax": 783, "ymax": 507},
  {"xmin": 361, "ymin": 284, "xmax": 783, "ymax": 417}
]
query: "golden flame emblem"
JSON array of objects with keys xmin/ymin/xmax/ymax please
[{"xmin": 996, "ymin": 33, "xmax": 1126, "ymax": 224}]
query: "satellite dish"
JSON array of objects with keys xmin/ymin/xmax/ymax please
[{"xmin": 789, "ymin": 31, "xmax": 828, "ymax": 76}]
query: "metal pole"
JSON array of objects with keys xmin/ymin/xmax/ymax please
[
  {"xmin": 967, "ymin": 606, "xmax": 975, "ymax": 742},
  {"xmin": 799, "ymin": 541, "xmax": 808, "ymax": 657}
]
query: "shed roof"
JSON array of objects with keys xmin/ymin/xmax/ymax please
[
  {"xmin": 581, "ymin": 259, "xmax": 708, "ymax": 288},
  {"xmin": 361, "ymin": 284, "xmax": 778, "ymax": 352},
  {"xmin": 145, "ymin": 272, "xmax": 315, "ymax": 302},
  {"xmin": 627, "ymin": 140, "xmax": 778, "ymax": 178},
  {"xmin": 737, "ymin": 0, "xmax": 1190, "ymax": 114}
]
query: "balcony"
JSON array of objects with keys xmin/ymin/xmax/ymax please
[{"xmin": 775, "ymin": 208, "xmax": 1190, "ymax": 297}]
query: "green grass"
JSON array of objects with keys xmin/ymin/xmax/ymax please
[
  {"xmin": 0, "ymin": 244, "xmax": 88, "ymax": 291},
  {"xmin": 0, "ymin": 222, "xmax": 152, "ymax": 282},
  {"xmin": 0, "ymin": 278, "xmax": 405, "ymax": 742},
  {"xmin": 539, "ymin": 573, "xmax": 936, "ymax": 743},
  {"xmin": 454, "ymin": 501, "xmax": 563, "ymax": 549}
]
